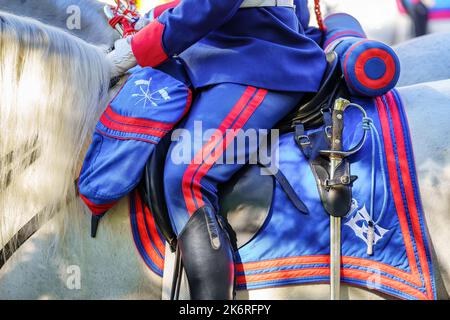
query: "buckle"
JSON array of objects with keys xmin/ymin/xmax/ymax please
[{"xmin": 296, "ymin": 135, "xmax": 311, "ymax": 146}]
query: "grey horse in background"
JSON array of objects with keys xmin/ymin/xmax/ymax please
[{"xmin": 0, "ymin": 0, "xmax": 119, "ymax": 47}]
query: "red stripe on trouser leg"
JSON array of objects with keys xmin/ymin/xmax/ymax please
[
  {"xmin": 191, "ymin": 89, "xmax": 268, "ymax": 211},
  {"xmin": 181, "ymin": 87, "xmax": 257, "ymax": 214}
]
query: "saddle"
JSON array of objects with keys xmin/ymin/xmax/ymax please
[{"xmin": 139, "ymin": 52, "xmax": 343, "ymax": 252}]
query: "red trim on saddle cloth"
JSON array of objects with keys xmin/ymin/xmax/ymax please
[
  {"xmin": 129, "ymin": 191, "xmax": 165, "ymax": 271},
  {"xmin": 131, "ymin": 20, "xmax": 169, "ymax": 68},
  {"xmin": 182, "ymin": 87, "xmax": 268, "ymax": 215},
  {"xmin": 153, "ymin": 0, "xmax": 181, "ymax": 19},
  {"xmin": 383, "ymin": 91, "xmax": 434, "ymax": 298},
  {"xmin": 132, "ymin": 92, "xmax": 434, "ymax": 299},
  {"xmin": 233, "ymin": 93, "xmax": 434, "ymax": 300},
  {"xmin": 79, "ymin": 194, "xmax": 117, "ymax": 216}
]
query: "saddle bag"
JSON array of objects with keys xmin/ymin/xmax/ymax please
[{"xmin": 78, "ymin": 66, "xmax": 192, "ymax": 223}]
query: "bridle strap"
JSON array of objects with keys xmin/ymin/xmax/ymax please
[{"xmin": 0, "ymin": 194, "xmax": 76, "ymax": 270}]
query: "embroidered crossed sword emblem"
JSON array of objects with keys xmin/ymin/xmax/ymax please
[{"xmin": 132, "ymin": 78, "xmax": 171, "ymax": 108}]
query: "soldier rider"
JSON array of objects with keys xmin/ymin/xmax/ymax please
[{"xmin": 103, "ymin": 0, "xmax": 327, "ymax": 300}]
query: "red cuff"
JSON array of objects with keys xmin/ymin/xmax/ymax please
[
  {"xmin": 131, "ymin": 20, "xmax": 169, "ymax": 68},
  {"xmin": 153, "ymin": 0, "xmax": 180, "ymax": 19}
]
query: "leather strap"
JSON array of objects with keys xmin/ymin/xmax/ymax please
[
  {"xmin": 260, "ymin": 165, "xmax": 309, "ymax": 215},
  {"xmin": 240, "ymin": 0, "xmax": 295, "ymax": 8}
]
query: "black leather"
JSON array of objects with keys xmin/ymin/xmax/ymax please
[
  {"xmin": 140, "ymin": 133, "xmax": 177, "ymax": 251},
  {"xmin": 295, "ymin": 100, "xmax": 356, "ymax": 218},
  {"xmin": 178, "ymin": 206, "xmax": 235, "ymax": 300},
  {"xmin": 319, "ymin": 160, "xmax": 356, "ymax": 217}
]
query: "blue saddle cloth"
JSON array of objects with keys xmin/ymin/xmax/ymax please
[{"xmin": 129, "ymin": 90, "xmax": 436, "ymax": 300}]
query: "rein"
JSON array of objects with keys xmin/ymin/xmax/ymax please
[{"xmin": 0, "ymin": 194, "xmax": 77, "ymax": 270}]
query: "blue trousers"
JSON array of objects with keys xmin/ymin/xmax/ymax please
[{"xmin": 164, "ymin": 83, "xmax": 303, "ymax": 235}]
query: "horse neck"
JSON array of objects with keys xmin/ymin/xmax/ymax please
[{"xmin": 0, "ymin": 11, "xmax": 111, "ymax": 249}]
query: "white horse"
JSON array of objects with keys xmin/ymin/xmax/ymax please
[
  {"xmin": 0, "ymin": 9, "xmax": 449, "ymax": 300},
  {"xmin": 321, "ymin": 0, "xmax": 450, "ymax": 45},
  {"xmin": 394, "ymin": 32, "xmax": 450, "ymax": 86}
]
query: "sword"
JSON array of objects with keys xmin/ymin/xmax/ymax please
[{"xmin": 328, "ymin": 98, "xmax": 350, "ymax": 300}]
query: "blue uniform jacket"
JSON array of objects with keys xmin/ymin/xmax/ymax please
[{"xmin": 131, "ymin": 0, "xmax": 327, "ymax": 92}]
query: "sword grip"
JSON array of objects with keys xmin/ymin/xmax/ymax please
[
  {"xmin": 330, "ymin": 98, "xmax": 348, "ymax": 154},
  {"xmin": 331, "ymin": 109, "xmax": 344, "ymax": 153}
]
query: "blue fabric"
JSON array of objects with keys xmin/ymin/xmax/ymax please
[
  {"xmin": 323, "ymin": 12, "xmax": 367, "ymax": 49},
  {"xmin": 130, "ymin": 90, "xmax": 436, "ymax": 300},
  {"xmin": 163, "ymin": 83, "xmax": 303, "ymax": 235},
  {"xmin": 78, "ymin": 66, "xmax": 191, "ymax": 213},
  {"xmin": 234, "ymin": 91, "xmax": 436, "ymax": 300},
  {"xmin": 364, "ymin": 57, "xmax": 386, "ymax": 80},
  {"xmin": 333, "ymin": 38, "xmax": 401, "ymax": 97},
  {"xmin": 322, "ymin": 14, "xmax": 400, "ymax": 97},
  {"xmin": 155, "ymin": 0, "xmax": 326, "ymax": 92}
]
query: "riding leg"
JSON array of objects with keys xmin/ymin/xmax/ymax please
[{"xmin": 164, "ymin": 83, "xmax": 303, "ymax": 299}]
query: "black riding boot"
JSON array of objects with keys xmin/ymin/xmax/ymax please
[{"xmin": 178, "ymin": 206, "xmax": 235, "ymax": 300}]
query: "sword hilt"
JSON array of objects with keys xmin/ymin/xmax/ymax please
[{"xmin": 330, "ymin": 98, "xmax": 349, "ymax": 156}]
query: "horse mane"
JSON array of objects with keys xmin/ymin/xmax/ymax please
[{"xmin": 0, "ymin": 11, "xmax": 112, "ymax": 255}]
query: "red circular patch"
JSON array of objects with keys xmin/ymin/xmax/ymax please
[{"xmin": 354, "ymin": 48, "xmax": 396, "ymax": 90}]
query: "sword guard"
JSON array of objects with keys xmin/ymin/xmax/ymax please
[{"xmin": 324, "ymin": 175, "xmax": 358, "ymax": 188}]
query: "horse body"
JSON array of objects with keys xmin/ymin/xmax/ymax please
[
  {"xmin": 394, "ymin": 32, "xmax": 450, "ymax": 86},
  {"xmin": 0, "ymin": 9, "xmax": 449, "ymax": 300}
]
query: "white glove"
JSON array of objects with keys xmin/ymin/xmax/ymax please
[{"xmin": 107, "ymin": 36, "xmax": 137, "ymax": 78}]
